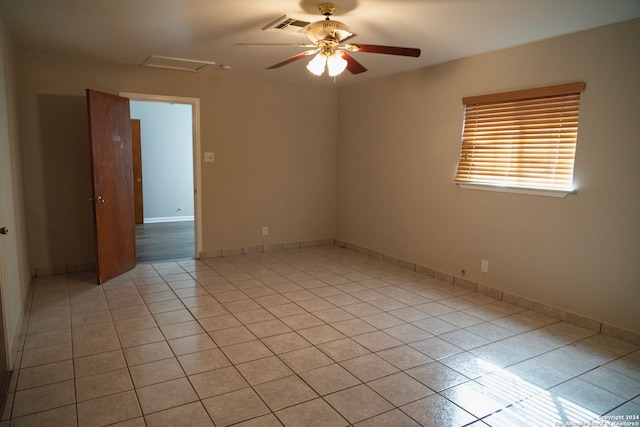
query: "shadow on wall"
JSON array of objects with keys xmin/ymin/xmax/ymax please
[{"xmin": 37, "ymin": 94, "xmax": 95, "ymax": 268}]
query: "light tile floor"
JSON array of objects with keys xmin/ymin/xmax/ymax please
[{"xmin": 2, "ymin": 245, "xmax": 639, "ymax": 426}]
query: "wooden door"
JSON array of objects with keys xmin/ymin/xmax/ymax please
[
  {"xmin": 131, "ymin": 119, "xmax": 144, "ymax": 224},
  {"xmin": 87, "ymin": 89, "xmax": 136, "ymax": 284},
  {"xmin": 0, "ymin": 82, "xmax": 14, "ymax": 399}
]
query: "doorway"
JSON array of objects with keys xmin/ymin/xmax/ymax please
[{"xmin": 120, "ymin": 92, "xmax": 202, "ymax": 262}]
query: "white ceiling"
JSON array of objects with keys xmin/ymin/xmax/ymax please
[{"xmin": 1, "ymin": 0, "xmax": 639, "ymax": 86}]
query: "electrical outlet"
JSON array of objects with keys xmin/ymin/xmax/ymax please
[
  {"xmin": 481, "ymin": 260, "xmax": 489, "ymax": 273},
  {"xmin": 262, "ymin": 226, "xmax": 268, "ymax": 236}
]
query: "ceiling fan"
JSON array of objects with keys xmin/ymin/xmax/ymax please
[{"xmin": 241, "ymin": 2, "xmax": 421, "ymax": 77}]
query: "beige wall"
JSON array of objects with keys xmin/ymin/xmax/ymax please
[
  {"xmin": 0, "ymin": 22, "xmax": 31, "ymax": 368},
  {"xmin": 12, "ymin": 19, "xmax": 640, "ymax": 336},
  {"xmin": 336, "ymin": 19, "xmax": 640, "ymax": 333},
  {"xmin": 17, "ymin": 54, "xmax": 337, "ymax": 270}
]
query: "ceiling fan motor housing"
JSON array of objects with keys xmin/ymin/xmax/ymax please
[{"xmin": 318, "ymin": 3, "xmax": 337, "ymax": 16}]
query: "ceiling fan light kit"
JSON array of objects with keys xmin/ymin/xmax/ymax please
[
  {"xmin": 306, "ymin": 52, "xmax": 327, "ymax": 75},
  {"xmin": 307, "ymin": 50, "xmax": 348, "ymax": 76},
  {"xmin": 244, "ymin": 2, "xmax": 421, "ymax": 78},
  {"xmin": 326, "ymin": 52, "xmax": 348, "ymax": 76}
]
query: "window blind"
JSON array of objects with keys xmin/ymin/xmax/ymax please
[{"xmin": 455, "ymin": 82, "xmax": 585, "ymax": 192}]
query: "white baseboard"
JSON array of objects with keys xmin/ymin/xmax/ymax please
[{"xmin": 143, "ymin": 216, "xmax": 194, "ymax": 223}]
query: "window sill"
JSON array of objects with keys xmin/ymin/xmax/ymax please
[{"xmin": 456, "ymin": 183, "xmax": 576, "ymax": 198}]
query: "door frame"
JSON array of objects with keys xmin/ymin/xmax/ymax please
[
  {"xmin": 0, "ymin": 238, "xmax": 9, "ymax": 394},
  {"xmin": 119, "ymin": 92, "xmax": 202, "ymax": 259}
]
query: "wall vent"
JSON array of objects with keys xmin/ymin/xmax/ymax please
[{"xmin": 262, "ymin": 15, "xmax": 311, "ymax": 35}]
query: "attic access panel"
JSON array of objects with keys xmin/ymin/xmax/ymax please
[{"xmin": 142, "ymin": 56, "xmax": 216, "ymax": 72}]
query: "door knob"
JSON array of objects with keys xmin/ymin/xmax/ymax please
[
  {"xmin": 0, "ymin": 227, "xmax": 8, "ymax": 235},
  {"xmin": 96, "ymin": 196, "xmax": 106, "ymax": 203}
]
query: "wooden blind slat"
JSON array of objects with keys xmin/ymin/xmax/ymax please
[
  {"xmin": 465, "ymin": 95, "xmax": 581, "ymax": 108},
  {"xmin": 466, "ymin": 102, "xmax": 581, "ymax": 115}
]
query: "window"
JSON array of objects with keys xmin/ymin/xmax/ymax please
[{"xmin": 454, "ymin": 82, "xmax": 585, "ymax": 197}]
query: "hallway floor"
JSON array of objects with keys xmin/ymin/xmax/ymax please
[
  {"xmin": 2, "ymin": 245, "xmax": 639, "ymax": 426},
  {"xmin": 136, "ymin": 220, "xmax": 194, "ymax": 263}
]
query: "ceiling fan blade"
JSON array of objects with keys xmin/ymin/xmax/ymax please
[
  {"xmin": 266, "ymin": 49, "xmax": 318, "ymax": 69},
  {"xmin": 341, "ymin": 52, "xmax": 367, "ymax": 74},
  {"xmin": 237, "ymin": 43, "xmax": 315, "ymax": 47},
  {"xmin": 345, "ymin": 44, "xmax": 421, "ymax": 57}
]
